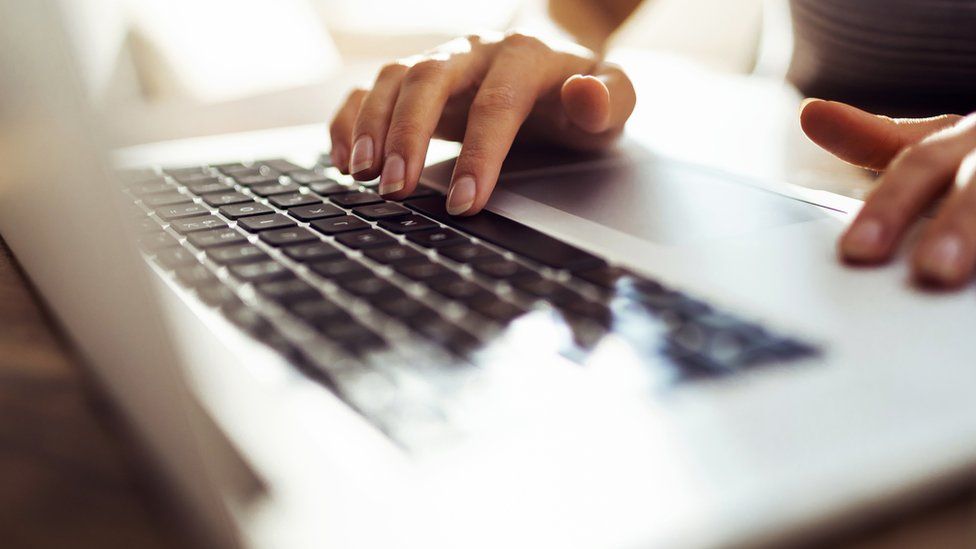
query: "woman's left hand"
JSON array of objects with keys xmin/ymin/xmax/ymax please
[{"xmin": 799, "ymin": 99, "xmax": 976, "ymax": 288}]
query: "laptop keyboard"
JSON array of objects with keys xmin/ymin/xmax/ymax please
[{"xmin": 121, "ymin": 156, "xmax": 818, "ymax": 441}]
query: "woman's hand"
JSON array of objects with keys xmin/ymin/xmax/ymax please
[
  {"xmin": 329, "ymin": 32, "xmax": 636, "ymax": 216},
  {"xmin": 800, "ymin": 99, "xmax": 976, "ymax": 288}
]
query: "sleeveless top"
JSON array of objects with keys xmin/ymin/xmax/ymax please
[{"xmin": 788, "ymin": 0, "xmax": 976, "ymax": 116}]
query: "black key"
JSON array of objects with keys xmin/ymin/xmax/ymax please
[
  {"xmin": 362, "ymin": 245, "xmax": 426, "ymax": 265},
  {"xmin": 330, "ymin": 191, "xmax": 382, "ymax": 208},
  {"xmin": 428, "ymin": 277, "xmax": 491, "ymax": 301},
  {"xmin": 574, "ymin": 265, "xmax": 632, "ymax": 290},
  {"xmin": 289, "ymin": 170, "xmax": 330, "ymax": 185},
  {"xmin": 175, "ymin": 264, "xmax": 218, "ymax": 287},
  {"xmin": 255, "ymin": 279, "xmax": 319, "ymax": 304},
  {"xmin": 269, "ymin": 193, "xmax": 320, "ymax": 209},
  {"xmin": 392, "ymin": 260, "xmax": 452, "ymax": 282},
  {"xmin": 130, "ymin": 181, "xmax": 172, "ymax": 196},
  {"xmin": 510, "ymin": 273, "xmax": 578, "ymax": 305},
  {"xmin": 223, "ymin": 304, "xmax": 272, "ymax": 336},
  {"xmin": 171, "ymin": 171, "xmax": 217, "ymax": 185},
  {"xmin": 156, "ymin": 203, "xmax": 210, "ymax": 221},
  {"xmin": 257, "ymin": 158, "xmax": 305, "ymax": 174},
  {"xmin": 310, "ymin": 215, "xmax": 369, "ymax": 235},
  {"xmin": 289, "ymin": 298, "xmax": 349, "ymax": 324},
  {"xmin": 212, "ymin": 162, "xmax": 248, "ymax": 174},
  {"xmin": 558, "ymin": 299, "xmax": 612, "ymax": 326},
  {"xmin": 137, "ymin": 232, "xmax": 178, "ymax": 252},
  {"xmin": 308, "ymin": 180, "xmax": 354, "ymax": 196},
  {"xmin": 334, "ymin": 229, "xmax": 395, "ymax": 249},
  {"xmin": 154, "ymin": 247, "xmax": 197, "ymax": 270},
  {"xmin": 471, "ymin": 258, "xmax": 529, "ymax": 279},
  {"xmin": 259, "ymin": 227, "xmax": 317, "ymax": 247},
  {"xmin": 466, "ymin": 295, "xmax": 527, "ymax": 323},
  {"xmin": 186, "ymin": 228, "xmax": 246, "ymax": 248},
  {"xmin": 352, "ymin": 202, "xmax": 410, "ymax": 220},
  {"xmin": 207, "ymin": 244, "xmax": 268, "ymax": 265},
  {"xmin": 197, "ymin": 284, "xmax": 238, "ymax": 307},
  {"xmin": 406, "ymin": 196, "xmax": 604, "ymax": 271},
  {"xmin": 282, "ymin": 241, "xmax": 343, "ymax": 263},
  {"xmin": 412, "ymin": 318, "xmax": 480, "ymax": 355},
  {"xmin": 219, "ymin": 202, "xmax": 273, "ymax": 219},
  {"xmin": 144, "ymin": 192, "xmax": 192, "ymax": 208},
  {"xmin": 406, "ymin": 228, "xmax": 468, "ymax": 249},
  {"xmin": 288, "ymin": 203, "xmax": 344, "ymax": 221},
  {"xmin": 238, "ymin": 214, "xmax": 296, "ymax": 233},
  {"xmin": 309, "ymin": 258, "xmax": 369, "ymax": 280},
  {"xmin": 185, "ymin": 180, "xmax": 228, "ymax": 195},
  {"xmin": 314, "ymin": 319, "xmax": 385, "ymax": 354},
  {"xmin": 169, "ymin": 216, "xmax": 227, "ymax": 234},
  {"xmin": 337, "ymin": 275, "xmax": 403, "ymax": 301},
  {"xmin": 204, "ymin": 191, "xmax": 251, "ymax": 207},
  {"xmin": 375, "ymin": 295, "xmax": 437, "ymax": 320},
  {"xmin": 228, "ymin": 260, "xmax": 293, "ymax": 284},
  {"xmin": 400, "ymin": 185, "xmax": 440, "ymax": 200},
  {"xmin": 234, "ymin": 174, "xmax": 280, "ymax": 187},
  {"xmin": 252, "ymin": 182, "xmax": 301, "ymax": 197},
  {"xmin": 439, "ymin": 243, "xmax": 503, "ymax": 264},
  {"xmin": 377, "ymin": 214, "xmax": 438, "ymax": 234}
]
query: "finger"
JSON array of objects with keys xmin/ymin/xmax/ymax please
[
  {"xmin": 799, "ymin": 99, "xmax": 962, "ymax": 171},
  {"xmin": 328, "ymin": 88, "xmax": 367, "ymax": 174},
  {"xmin": 840, "ymin": 115, "xmax": 976, "ymax": 263},
  {"xmin": 447, "ymin": 35, "xmax": 594, "ymax": 216},
  {"xmin": 911, "ymin": 148, "xmax": 976, "ymax": 287},
  {"xmin": 348, "ymin": 63, "xmax": 409, "ymax": 179}
]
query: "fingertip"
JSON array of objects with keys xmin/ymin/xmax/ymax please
[
  {"xmin": 839, "ymin": 218, "xmax": 891, "ymax": 264},
  {"xmin": 561, "ymin": 74, "xmax": 611, "ymax": 133}
]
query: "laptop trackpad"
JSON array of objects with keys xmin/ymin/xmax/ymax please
[{"xmin": 495, "ymin": 148, "xmax": 826, "ymax": 247}]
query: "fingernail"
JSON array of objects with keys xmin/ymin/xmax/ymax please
[
  {"xmin": 379, "ymin": 154, "xmax": 405, "ymax": 195},
  {"xmin": 331, "ymin": 144, "xmax": 348, "ymax": 171},
  {"xmin": 349, "ymin": 135, "xmax": 373, "ymax": 174},
  {"xmin": 920, "ymin": 233, "xmax": 966, "ymax": 281},
  {"xmin": 843, "ymin": 218, "xmax": 884, "ymax": 260},
  {"xmin": 446, "ymin": 176, "xmax": 476, "ymax": 216}
]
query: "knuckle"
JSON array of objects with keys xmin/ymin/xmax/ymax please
[
  {"xmin": 502, "ymin": 31, "xmax": 546, "ymax": 53},
  {"xmin": 386, "ymin": 118, "xmax": 428, "ymax": 147},
  {"xmin": 898, "ymin": 141, "xmax": 950, "ymax": 168},
  {"xmin": 471, "ymin": 84, "xmax": 521, "ymax": 117},
  {"xmin": 404, "ymin": 59, "xmax": 449, "ymax": 86},
  {"xmin": 376, "ymin": 62, "xmax": 408, "ymax": 81}
]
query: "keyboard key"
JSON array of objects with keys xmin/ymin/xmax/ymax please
[
  {"xmin": 310, "ymin": 215, "xmax": 370, "ymax": 235},
  {"xmin": 337, "ymin": 275, "xmax": 403, "ymax": 301},
  {"xmin": 207, "ymin": 244, "xmax": 268, "ymax": 265},
  {"xmin": 238, "ymin": 214, "xmax": 296, "ymax": 233},
  {"xmin": 252, "ymin": 182, "xmax": 301, "ymax": 197},
  {"xmin": 392, "ymin": 260, "xmax": 452, "ymax": 282},
  {"xmin": 255, "ymin": 279, "xmax": 319, "ymax": 304},
  {"xmin": 184, "ymin": 179, "xmax": 227, "ymax": 195},
  {"xmin": 137, "ymin": 232, "xmax": 178, "ymax": 252},
  {"xmin": 223, "ymin": 303, "xmax": 272, "ymax": 336},
  {"xmin": 187, "ymin": 228, "xmax": 246, "ymax": 248},
  {"xmin": 334, "ymin": 229, "xmax": 395, "ymax": 249},
  {"xmin": 438, "ymin": 243, "xmax": 503, "ymax": 264},
  {"xmin": 259, "ymin": 227, "xmax": 318, "ymax": 247},
  {"xmin": 466, "ymin": 295, "xmax": 527, "ymax": 323},
  {"xmin": 171, "ymin": 171, "xmax": 217, "ymax": 185},
  {"xmin": 269, "ymin": 193, "xmax": 320, "ymax": 209},
  {"xmin": 289, "ymin": 170, "xmax": 330, "ymax": 185},
  {"xmin": 314, "ymin": 319, "xmax": 385, "ymax": 355},
  {"xmin": 406, "ymin": 196, "xmax": 603, "ymax": 271},
  {"xmin": 308, "ymin": 180, "xmax": 354, "ymax": 196},
  {"xmin": 428, "ymin": 277, "xmax": 491, "ymax": 301},
  {"xmin": 154, "ymin": 247, "xmax": 197, "ymax": 270},
  {"xmin": 212, "ymin": 162, "xmax": 247, "ymax": 174},
  {"xmin": 282, "ymin": 241, "xmax": 343, "ymax": 263},
  {"xmin": 510, "ymin": 273, "xmax": 578, "ymax": 304},
  {"xmin": 169, "ymin": 216, "xmax": 227, "ymax": 234},
  {"xmin": 288, "ymin": 203, "xmax": 344, "ymax": 221},
  {"xmin": 219, "ymin": 202, "xmax": 273, "ymax": 219},
  {"xmin": 375, "ymin": 295, "xmax": 437, "ymax": 320},
  {"xmin": 471, "ymin": 258, "xmax": 529, "ymax": 279},
  {"xmin": 362, "ymin": 245, "xmax": 426, "ymax": 265},
  {"xmin": 197, "ymin": 284, "xmax": 238, "ymax": 307},
  {"xmin": 204, "ymin": 191, "xmax": 251, "ymax": 207},
  {"xmin": 309, "ymin": 258, "xmax": 369, "ymax": 280},
  {"xmin": 400, "ymin": 186, "xmax": 441, "ymax": 200},
  {"xmin": 156, "ymin": 203, "xmax": 209, "ymax": 221},
  {"xmin": 228, "ymin": 260, "xmax": 294, "ymax": 283},
  {"xmin": 175, "ymin": 264, "xmax": 218, "ymax": 287},
  {"xmin": 406, "ymin": 228, "xmax": 468, "ymax": 249},
  {"xmin": 377, "ymin": 214, "xmax": 438, "ymax": 234},
  {"xmin": 257, "ymin": 158, "xmax": 305, "ymax": 174},
  {"xmin": 234, "ymin": 174, "xmax": 280, "ymax": 187},
  {"xmin": 289, "ymin": 298, "xmax": 349, "ymax": 323},
  {"xmin": 574, "ymin": 265, "xmax": 632, "ymax": 290},
  {"xmin": 412, "ymin": 318, "xmax": 480, "ymax": 355},
  {"xmin": 144, "ymin": 192, "xmax": 192, "ymax": 208},
  {"xmin": 352, "ymin": 202, "xmax": 410, "ymax": 220},
  {"xmin": 330, "ymin": 191, "xmax": 382, "ymax": 208}
]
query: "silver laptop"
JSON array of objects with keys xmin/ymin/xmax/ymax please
[{"xmin": 5, "ymin": 2, "xmax": 976, "ymax": 548}]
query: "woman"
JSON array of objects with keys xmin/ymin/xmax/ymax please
[{"xmin": 329, "ymin": 0, "xmax": 976, "ymax": 289}]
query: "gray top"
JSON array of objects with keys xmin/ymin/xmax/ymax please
[{"xmin": 788, "ymin": 0, "xmax": 976, "ymax": 115}]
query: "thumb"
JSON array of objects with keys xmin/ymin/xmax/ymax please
[
  {"xmin": 799, "ymin": 99, "xmax": 962, "ymax": 171},
  {"xmin": 560, "ymin": 66, "xmax": 635, "ymax": 135}
]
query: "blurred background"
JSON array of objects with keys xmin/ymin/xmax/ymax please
[{"xmin": 65, "ymin": 0, "xmax": 784, "ymax": 145}]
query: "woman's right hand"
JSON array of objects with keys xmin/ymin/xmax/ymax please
[{"xmin": 329, "ymin": 32, "xmax": 636, "ymax": 216}]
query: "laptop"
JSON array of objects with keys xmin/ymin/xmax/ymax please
[{"xmin": 4, "ymin": 1, "xmax": 976, "ymax": 548}]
